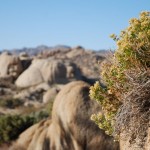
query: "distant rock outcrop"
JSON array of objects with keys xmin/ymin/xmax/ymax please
[
  {"xmin": 66, "ymin": 46, "xmax": 85, "ymax": 58},
  {"xmin": 0, "ymin": 52, "xmax": 22, "ymax": 80},
  {"xmin": 11, "ymin": 81, "xmax": 119, "ymax": 150},
  {"xmin": 0, "ymin": 46, "xmax": 107, "ymax": 115},
  {"xmin": 15, "ymin": 59, "xmax": 67, "ymax": 88}
]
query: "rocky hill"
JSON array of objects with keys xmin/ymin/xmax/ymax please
[
  {"xmin": 0, "ymin": 45, "xmax": 119, "ymax": 149},
  {"xmin": 0, "ymin": 46, "xmax": 107, "ymax": 113}
]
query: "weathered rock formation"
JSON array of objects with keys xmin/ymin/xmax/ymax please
[
  {"xmin": 0, "ymin": 52, "xmax": 22, "ymax": 80},
  {"xmin": 15, "ymin": 59, "xmax": 67, "ymax": 88},
  {"xmin": 11, "ymin": 81, "xmax": 119, "ymax": 150}
]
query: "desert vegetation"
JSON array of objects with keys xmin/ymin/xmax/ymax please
[
  {"xmin": 0, "ymin": 10, "xmax": 149, "ymax": 150},
  {"xmin": 90, "ymin": 11, "xmax": 150, "ymax": 149},
  {"xmin": 0, "ymin": 108, "xmax": 50, "ymax": 145}
]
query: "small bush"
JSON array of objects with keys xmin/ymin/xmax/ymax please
[
  {"xmin": 0, "ymin": 115, "xmax": 34, "ymax": 144},
  {"xmin": 90, "ymin": 11, "xmax": 150, "ymax": 145},
  {"xmin": 0, "ymin": 98, "xmax": 23, "ymax": 109},
  {"xmin": 0, "ymin": 110, "xmax": 49, "ymax": 145}
]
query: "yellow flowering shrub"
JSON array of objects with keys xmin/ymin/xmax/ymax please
[{"xmin": 90, "ymin": 11, "xmax": 150, "ymax": 138}]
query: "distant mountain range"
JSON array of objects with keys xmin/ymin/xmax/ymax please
[
  {"xmin": 1, "ymin": 45, "xmax": 108, "ymax": 56},
  {"xmin": 8, "ymin": 45, "xmax": 72, "ymax": 56}
]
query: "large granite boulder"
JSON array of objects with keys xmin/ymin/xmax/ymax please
[
  {"xmin": 15, "ymin": 59, "xmax": 67, "ymax": 88},
  {"xmin": 11, "ymin": 81, "xmax": 119, "ymax": 150}
]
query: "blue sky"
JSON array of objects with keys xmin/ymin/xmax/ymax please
[{"xmin": 0, "ymin": 0, "xmax": 149, "ymax": 50}]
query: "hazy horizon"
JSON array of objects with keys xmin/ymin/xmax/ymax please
[
  {"xmin": 0, "ymin": 44, "xmax": 108, "ymax": 52},
  {"xmin": 0, "ymin": 0, "xmax": 149, "ymax": 50}
]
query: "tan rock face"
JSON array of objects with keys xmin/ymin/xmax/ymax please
[
  {"xmin": 15, "ymin": 59, "xmax": 67, "ymax": 88},
  {"xmin": 16, "ymin": 67, "xmax": 44, "ymax": 88},
  {"xmin": 11, "ymin": 81, "xmax": 119, "ymax": 150},
  {"xmin": 0, "ymin": 52, "xmax": 22, "ymax": 79},
  {"xmin": 43, "ymin": 87, "xmax": 60, "ymax": 103},
  {"xmin": 66, "ymin": 47, "xmax": 85, "ymax": 58},
  {"xmin": 10, "ymin": 119, "xmax": 51, "ymax": 150},
  {"xmin": 145, "ymin": 127, "xmax": 150, "ymax": 150},
  {"xmin": 119, "ymin": 127, "xmax": 150, "ymax": 150}
]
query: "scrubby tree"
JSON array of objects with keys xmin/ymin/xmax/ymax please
[{"xmin": 90, "ymin": 11, "xmax": 150, "ymax": 147}]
